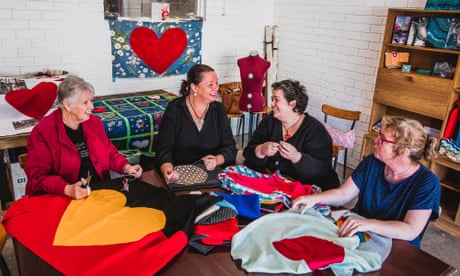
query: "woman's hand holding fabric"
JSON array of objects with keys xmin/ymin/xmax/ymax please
[{"xmin": 291, "ymin": 195, "xmax": 318, "ymax": 214}]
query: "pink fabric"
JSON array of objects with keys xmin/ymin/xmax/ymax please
[
  {"xmin": 273, "ymin": 236, "xmax": 345, "ymax": 271},
  {"xmin": 25, "ymin": 109, "xmax": 128, "ymax": 196},
  {"xmin": 323, "ymin": 123, "xmax": 356, "ymax": 148}
]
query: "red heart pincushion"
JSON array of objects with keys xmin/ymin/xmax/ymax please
[
  {"xmin": 5, "ymin": 82, "xmax": 58, "ymax": 119},
  {"xmin": 130, "ymin": 27, "xmax": 187, "ymax": 75}
]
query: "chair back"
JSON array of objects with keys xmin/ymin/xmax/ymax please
[
  {"xmin": 322, "ymin": 104, "xmax": 361, "ymax": 130},
  {"xmin": 321, "ymin": 104, "xmax": 361, "ymax": 180}
]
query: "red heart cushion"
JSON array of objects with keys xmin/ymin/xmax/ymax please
[
  {"xmin": 130, "ymin": 27, "xmax": 187, "ymax": 75},
  {"xmin": 5, "ymin": 82, "xmax": 58, "ymax": 119}
]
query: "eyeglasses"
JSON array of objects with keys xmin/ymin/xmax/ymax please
[{"xmin": 377, "ymin": 131, "xmax": 397, "ymax": 145}]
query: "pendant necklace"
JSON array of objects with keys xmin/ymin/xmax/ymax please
[
  {"xmin": 384, "ymin": 165, "xmax": 413, "ymax": 182},
  {"xmin": 283, "ymin": 114, "xmax": 304, "ymax": 140},
  {"xmin": 188, "ymin": 96, "xmax": 208, "ymax": 131}
]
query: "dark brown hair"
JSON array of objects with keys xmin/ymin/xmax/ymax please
[{"xmin": 179, "ymin": 64, "xmax": 215, "ymax": 96}]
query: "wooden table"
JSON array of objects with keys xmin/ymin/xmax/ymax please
[
  {"xmin": 10, "ymin": 169, "xmax": 458, "ymax": 276},
  {"xmin": 13, "ymin": 233, "xmax": 457, "ymax": 276}
]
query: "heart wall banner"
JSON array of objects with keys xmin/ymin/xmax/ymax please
[{"xmin": 109, "ymin": 19, "xmax": 202, "ymax": 79}]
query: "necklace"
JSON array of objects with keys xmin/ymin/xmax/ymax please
[
  {"xmin": 384, "ymin": 165, "xmax": 414, "ymax": 182},
  {"xmin": 283, "ymin": 114, "xmax": 304, "ymax": 140},
  {"xmin": 188, "ymin": 96, "xmax": 209, "ymax": 131}
]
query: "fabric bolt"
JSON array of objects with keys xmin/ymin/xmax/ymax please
[
  {"xmin": 351, "ymin": 155, "xmax": 440, "ymax": 248},
  {"xmin": 443, "ymin": 100, "xmax": 460, "ymax": 139},
  {"xmin": 243, "ymin": 112, "xmax": 340, "ymax": 190},
  {"xmin": 273, "ymin": 236, "xmax": 345, "ymax": 271},
  {"xmin": 231, "ymin": 210, "xmax": 384, "ymax": 275}
]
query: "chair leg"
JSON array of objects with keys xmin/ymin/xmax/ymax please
[
  {"xmin": 343, "ymin": 149, "xmax": 348, "ymax": 180},
  {"xmin": 0, "ymin": 255, "xmax": 11, "ymax": 276}
]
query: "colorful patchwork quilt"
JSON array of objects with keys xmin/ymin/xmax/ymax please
[{"xmin": 92, "ymin": 93, "xmax": 176, "ymax": 157}]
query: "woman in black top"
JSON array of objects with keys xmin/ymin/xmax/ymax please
[
  {"xmin": 243, "ymin": 79, "xmax": 339, "ymax": 190},
  {"xmin": 156, "ymin": 64, "xmax": 237, "ymax": 183}
]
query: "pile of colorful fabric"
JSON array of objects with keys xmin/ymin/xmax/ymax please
[
  {"xmin": 219, "ymin": 165, "xmax": 320, "ymax": 211},
  {"xmin": 439, "ymin": 138, "xmax": 460, "ymax": 163}
]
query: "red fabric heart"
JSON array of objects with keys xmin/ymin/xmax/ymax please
[
  {"xmin": 5, "ymin": 82, "xmax": 58, "ymax": 119},
  {"xmin": 130, "ymin": 27, "xmax": 187, "ymax": 75},
  {"xmin": 273, "ymin": 236, "xmax": 345, "ymax": 271}
]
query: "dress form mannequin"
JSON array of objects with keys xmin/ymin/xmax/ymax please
[{"xmin": 237, "ymin": 51, "xmax": 271, "ymax": 112}]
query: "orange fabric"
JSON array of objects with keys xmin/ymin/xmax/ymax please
[
  {"xmin": 0, "ymin": 223, "xmax": 6, "ymax": 251},
  {"xmin": 54, "ymin": 189, "xmax": 166, "ymax": 246}
]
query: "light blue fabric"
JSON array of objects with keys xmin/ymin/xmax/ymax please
[{"xmin": 231, "ymin": 210, "xmax": 384, "ymax": 275}]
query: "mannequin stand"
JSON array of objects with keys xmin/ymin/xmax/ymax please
[{"xmin": 247, "ymin": 106, "xmax": 271, "ymax": 142}]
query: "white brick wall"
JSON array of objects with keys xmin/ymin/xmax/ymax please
[
  {"xmin": 0, "ymin": 0, "xmax": 429, "ymax": 170},
  {"xmin": 0, "ymin": 0, "xmax": 274, "ymax": 96},
  {"xmin": 273, "ymin": 0, "xmax": 426, "ymax": 169}
]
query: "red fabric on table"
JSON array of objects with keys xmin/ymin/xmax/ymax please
[
  {"xmin": 2, "ymin": 194, "xmax": 187, "ymax": 276},
  {"xmin": 225, "ymin": 171, "xmax": 312, "ymax": 199},
  {"xmin": 194, "ymin": 217, "xmax": 239, "ymax": 246},
  {"xmin": 273, "ymin": 236, "xmax": 345, "ymax": 271}
]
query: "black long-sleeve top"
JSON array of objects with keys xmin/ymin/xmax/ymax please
[
  {"xmin": 156, "ymin": 96, "xmax": 237, "ymax": 169},
  {"xmin": 243, "ymin": 113, "xmax": 340, "ymax": 190}
]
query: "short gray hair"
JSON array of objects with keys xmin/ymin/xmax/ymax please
[{"xmin": 57, "ymin": 75, "xmax": 94, "ymax": 107}]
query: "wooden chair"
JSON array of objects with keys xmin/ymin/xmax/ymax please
[
  {"xmin": 321, "ymin": 104, "xmax": 361, "ymax": 180},
  {"xmin": 218, "ymin": 82, "xmax": 245, "ymax": 147},
  {"xmin": 0, "ymin": 223, "xmax": 11, "ymax": 276}
]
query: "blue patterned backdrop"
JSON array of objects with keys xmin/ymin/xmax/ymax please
[{"xmin": 108, "ymin": 19, "xmax": 202, "ymax": 79}]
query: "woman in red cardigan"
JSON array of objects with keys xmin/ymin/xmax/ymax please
[{"xmin": 25, "ymin": 75, "xmax": 142, "ymax": 199}]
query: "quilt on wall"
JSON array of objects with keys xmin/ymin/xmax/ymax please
[{"xmin": 108, "ymin": 19, "xmax": 202, "ymax": 78}]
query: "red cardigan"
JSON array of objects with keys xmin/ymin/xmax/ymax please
[{"xmin": 25, "ymin": 108, "xmax": 129, "ymax": 196}]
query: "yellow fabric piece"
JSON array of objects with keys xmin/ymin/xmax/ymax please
[
  {"xmin": 54, "ymin": 189, "xmax": 166, "ymax": 246},
  {"xmin": 0, "ymin": 223, "xmax": 7, "ymax": 251}
]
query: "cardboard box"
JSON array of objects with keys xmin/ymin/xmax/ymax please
[{"xmin": 9, "ymin": 162, "xmax": 27, "ymax": 201}]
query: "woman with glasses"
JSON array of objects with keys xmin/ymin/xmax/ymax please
[{"xmin": 292, "ymin": 115, "xmax": 440, "ymax": 248}]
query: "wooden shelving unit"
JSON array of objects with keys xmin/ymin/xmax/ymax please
[{"xmin": 361, "ymin": 8, "xmax": 460, "ymax": 237}]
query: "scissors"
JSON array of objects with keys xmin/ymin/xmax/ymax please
[{"xmin": 80, "ymin": 171, "xmax": 92, "ymax": 195}]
